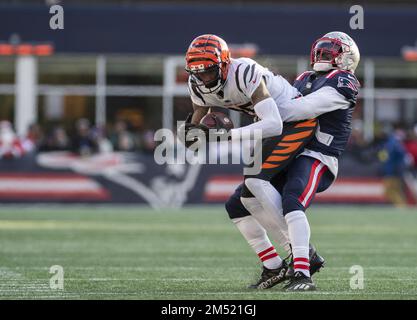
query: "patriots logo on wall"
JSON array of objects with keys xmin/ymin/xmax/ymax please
[{"xmin": 337, "ymin": 76, "xmax": 359, "ymax": 93}]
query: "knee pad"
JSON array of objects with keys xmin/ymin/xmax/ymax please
[
  {"xmin": 225, "ymin": 193, "xmax": 251, "ymax": 220},
  {"xmin": 240, "ymin": 196, "xmax": 262, "ymax": 213},
  {"xmin": 244, "ymin": 178, "xmax": 282, "ymax": 205},
  {"xmin": 244, "ymin": 178, "xmax": 267, "ymax": 198}
]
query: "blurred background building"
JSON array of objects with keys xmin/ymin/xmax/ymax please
[{"xmin": 0, "ymin": 0, "xmax": 417, "ymax": 206}]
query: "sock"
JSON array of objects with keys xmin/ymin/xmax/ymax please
[
  {"xmin": 285, "ymin": 210, "xmax": 311, "ymax": 277},
  {"xmin": 240, "ymin": 196, "xmax": 292, "ymax": 255},
  {"xmin": 232, "ymin": 215, "xmax": 282, "ymax": 269},
  {"xmin": 244, "ymin": 178, "xmax": 293, "ymax": 256},
  {"xmin": 257, "ymin": 246, "xmax": 280, "ymax": 269}
]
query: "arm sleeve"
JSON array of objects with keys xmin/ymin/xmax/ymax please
[
  {"xmin": 230, "ymin": 97, "xmax": 282, "ymax": 140},
  {"xmin": 279, "ymin": 86, "xmax": 351, "ymax": 122}
]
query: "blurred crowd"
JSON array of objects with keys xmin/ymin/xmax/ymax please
[
  {"xmin": 348, "ymin": 121, "xmax": 417, "ymax": 171},
  {"xmin": 2, "ymin": 118, "xmax": 417, "ymax": 178},
  {"xmin": 0, "ymin": 119, "xmax": 157, "ymax": 159},
  {"xmin": 377, "ymin": 125, "xmax": 417, "ymax": 206},
  {"xmin": 2, "ymin": 117, "xmax": 417, "ymax": 205},
  {"xmin": 347, "ymin": 121, "xmax": 417, "ymax": 206}
]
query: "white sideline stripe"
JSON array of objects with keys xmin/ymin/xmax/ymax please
[
  {"xmin": 0, "ymin": 179, "xmax": 102, "ymax": 192},
  {"xmin": 317, "ymin": 184, "xmax": 384, "ymax": 197},
  {"xmin": 301, "ymin": 163, "xmax": 325, "ymax": 206},
  {"xmin": 205, "ymin": 179, "xmax": 385, "ymax": 198},
  {"xmin": 206, "ymin": 182, "xmax": 240, "ymax": 194}
]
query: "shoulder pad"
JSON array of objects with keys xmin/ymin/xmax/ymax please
[
  {"xmin": 294, "ymin": 71, "xmax": 314, "ymax": 82},
  {"xmin": 324, "ymin": 70, "xmax": 360, "ymax": 100}
]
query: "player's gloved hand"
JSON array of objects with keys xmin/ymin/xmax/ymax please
[{"xmin": 177, "ymin": 113, "xmax": 207, "ymax": 149}]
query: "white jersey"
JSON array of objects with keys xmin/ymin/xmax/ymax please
[{"xmin": 188, "ymin": 57, "xmax": 299, "ymax": 116}]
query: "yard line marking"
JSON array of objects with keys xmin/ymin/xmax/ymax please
[
  {"xmin": 7, "ymin": 266, "xmax": 417, "ymax": 272},
  {"xmin": 2, "ymin": 278, "xmax": 417, "ymax": 283},
  {"xmin": 18, "ymin": 291, "xmax": 413, "ymax": 297}
]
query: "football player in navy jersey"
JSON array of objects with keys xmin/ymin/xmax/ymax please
[
  {"xmin": 226, "ymin": 31, "xmax": 361, "ymax": 291},
  {"xmin": 180, "ymin": 32, "xmax": 360, "ymax": 291},
  {"xmin": 271, "ymin": 31, "xmax": 361, "ymax": 291}
]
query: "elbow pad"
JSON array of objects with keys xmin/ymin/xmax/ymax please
[{"xmin": 254, "ymin": 97, "xmax": 283, "ymax": 136}]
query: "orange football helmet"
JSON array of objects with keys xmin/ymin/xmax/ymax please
[{"xmin": 185, "ymin": 34, "xmax": 231, "ymax": 94}]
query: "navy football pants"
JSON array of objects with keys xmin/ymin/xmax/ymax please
[{"xmin": 225, "ymin": 156, "xmax": 334, "ymax": 219}]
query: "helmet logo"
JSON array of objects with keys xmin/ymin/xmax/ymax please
[{"xmin": 189, "ymin": 64, "xmax": 206, "ymax": 71}]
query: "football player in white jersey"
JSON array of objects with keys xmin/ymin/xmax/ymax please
[
  {"xmin": 189, "ymin": 31, "xmax": 361, "ymax": 292},
  {"xmin": 179, "ymin": 34, "xmax": 324, "ymax": 290}
]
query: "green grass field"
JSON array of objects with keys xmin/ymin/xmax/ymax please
[{"xmin": 0, "ymin": 205, "xmax": 416, "ymax": 300}]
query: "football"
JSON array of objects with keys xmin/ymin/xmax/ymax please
[{"xmin": 199, "ymin": 112, "xmax": 234, "ymax": 131}]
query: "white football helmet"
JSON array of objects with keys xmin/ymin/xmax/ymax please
[{"xmin": 311, "ymin": 31, "xmax": 360, "ymax": 73}]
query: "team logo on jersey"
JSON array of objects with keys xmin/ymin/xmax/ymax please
[{"xmin": 337, "ymin": 76, "xmax": 359, "ymax": 93}]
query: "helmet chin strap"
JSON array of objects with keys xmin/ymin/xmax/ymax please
[
  {"xmin": 197, "ymin": 65, "xmax": 225, "ymax": 94},
  {"xmin": 313, "ymin": 62, "xmax": 334, "ymax": 72},
  {"xmin": 198, "ymin": 80, "xmax": 222, "ymax": 94}
]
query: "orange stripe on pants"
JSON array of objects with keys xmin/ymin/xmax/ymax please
[
  {"xmin": 282, "ymin": 130, "xmax": 314, "ymax": 142},
  {"xmin": 294, "ymin": 118, "xmax": 317, "ymax": 128},
  {"xmin": 274, "ymin": 141, "xmax": 303, "ymax": 154}
]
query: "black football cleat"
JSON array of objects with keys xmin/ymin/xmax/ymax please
[
  {"xmin": 309, "ymin": 244, "xmax": 325, "ymax": 276},
  {"xmin": 285, "ymin": 243, "xmax": 325, "ymax": 278},
  {"xmin": 248, "ymin": 260, "xmax": 289, "ymax": 289},
  {"xmin": 283, "ymin": 271, "xmax": 317, "ymax": 292}
]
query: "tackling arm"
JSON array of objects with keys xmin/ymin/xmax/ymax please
[{"xmin": 279, "ymin": 86, "xmax": 350, "ymax": 122}]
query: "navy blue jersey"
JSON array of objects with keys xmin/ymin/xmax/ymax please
[{"xmin": 293, "ymin": 69, "xmax": 360, "ymax": 158}]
